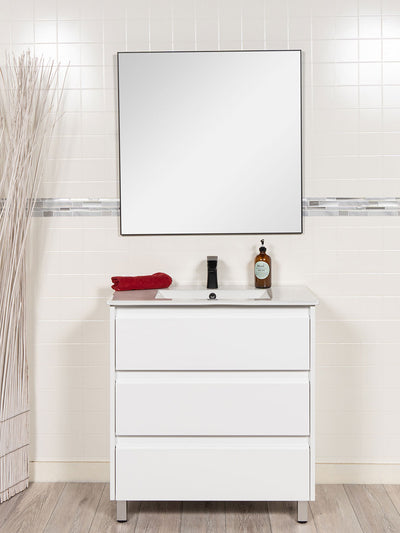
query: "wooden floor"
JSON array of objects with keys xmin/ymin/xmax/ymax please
[{"xmin": 1, "ymin": 484, "xmax": 400, "ymax": 532}]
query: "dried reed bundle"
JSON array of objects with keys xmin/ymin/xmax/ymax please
[{"xmin": 0, "ymin": 51, "xmax": 63, "ymax": 502}]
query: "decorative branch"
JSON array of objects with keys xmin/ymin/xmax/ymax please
[{"xmin": 0, "ymin": 51, "xmax": 64, "ymax": 502}]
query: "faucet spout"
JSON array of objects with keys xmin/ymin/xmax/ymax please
[{"xmin": 207, "ymin": 256, "xmax": 218, "ymax": 289}]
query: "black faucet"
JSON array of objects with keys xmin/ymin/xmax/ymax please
[{"xmin": 207, "ymin": 256, "xmax": 218, "ymax": 289}]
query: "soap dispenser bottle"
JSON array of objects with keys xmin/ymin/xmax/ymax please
[{"xmin": 254, "ymin": 239, "xmax": 271, "ymax": 288}]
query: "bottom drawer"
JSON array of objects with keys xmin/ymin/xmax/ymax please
[{"xmin": 115, "ymin": 437, "xmax": 310, "ymax": 501}]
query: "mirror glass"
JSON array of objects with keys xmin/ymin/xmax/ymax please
[{"xmin": 118, "ymin": 50, "xmax": 302, "ymax": 235}]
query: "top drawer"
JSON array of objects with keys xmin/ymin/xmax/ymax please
[{"xmin": 115, "ymin": 307, "xmax": 310, "ymax": 370}]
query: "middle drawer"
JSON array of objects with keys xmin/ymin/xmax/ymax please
[{"xmin": 116, "ymin": 372, "xmax": 309, "ymax": 436}]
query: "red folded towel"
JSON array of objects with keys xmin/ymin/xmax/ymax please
[{"xmin": 111, "ymin": 272, "xmax": 172, "ymax": 291}]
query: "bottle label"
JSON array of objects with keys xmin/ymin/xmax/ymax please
[{"xmin": 255, "ymin": 261, "xmax": 270, "ymax": 280}]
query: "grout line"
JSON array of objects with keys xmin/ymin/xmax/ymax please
[
  {"xmin": 240, "ymin": 6, "xmax": 243, "ymax": 50},
  {"xmin": 217, "ymin": 1, "xmax": 220, "ymax": 51},
  {"xmin": 171, "ymin": 4, "xmax": 174, "ymax": 51},
  {"xmin": 263, "ymin": 0, "xmax": 267, "ymax": 49},
  {"xmin": 148, "ymin": 4, "xmax": 152, "ymax": 52},
  {"xmin": 285, "ymin": 0, "xmax": 289, "ymax": 48},
  {"xmin": 194, "ymin": 2, "xmax": 198, "ymax": 52}
]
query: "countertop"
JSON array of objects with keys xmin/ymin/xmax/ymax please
[{"xmin": 108, "ymin": 285, "xmax": 318, "ymax": 307}]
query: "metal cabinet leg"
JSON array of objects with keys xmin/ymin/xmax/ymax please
[
  {"xmin": 297, "ymin": 501, "xmax": 308, "ymax": 523},
  {"xmin": 117, "ymin": 500, "xmax": 127, "ymax": 522}
]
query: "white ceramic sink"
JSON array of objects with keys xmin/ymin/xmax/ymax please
[{"xmin": 155, "ymin": 288, "xmax": 271, "ymax": 300}]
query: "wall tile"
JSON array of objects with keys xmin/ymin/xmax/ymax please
[
  {"xmin": 360, "ymin": 132, "xmax": 382, "ymax": 155},
  {"xmin": 359, "ymin": 16, "xmax": 382, "ymax": 38},
  {"xmin": 383, "ymin": 132, "xmax": 400, "ymax": 154},
  {"xmin": 34, "ymin": 20, "xmax": 56, "ymax": 42},
  {"xmin": 383, "ymin": 38, "xmax": 400, "ymax": 59},
  {"xmin": 195, "ymin": 17, "xmax": 219, "ymax": 46},
  {"xmin": 383, "ymin": 62, "xmax": 400, "ymax": 84},
  {"xmin": 359, "ymin": 1, "xmax": 382, "ymax": 17},
  {"xmin": 57, "ymin": 43, "xmax": 81, "ymax": 65},
  {"xmin": 360, "ymin": 108, "xmax": 382, "ymax": 131},
  {"xmin": 333, "ymin": 0, "xmax": 358, "ymax": 16},
  {"xmin": 383, "ymin": 85, "xmax": 400, "ymax": 106},
  {"xmin": 12, "ymin": 21, "xmax": 34, "ymax": 43},
  {"xmin": 35, "ymin": 0, "xmax": 57, "ymax": 20},
  {"xmin": 360, "ymin": 85, "xmax": 382, "ymax": 107},
  {"xmin": 359, "ymin": 39, "xmax": 382, "ymax": 61},
  {"xmin": 382, "ymin": 15, "xmax": 400, "ymax": 37},
  {"xmin": 359, "ymin": 62, "xmax": 382, "ymax": 84},
  {"xmin": 58, "ymin": 20, "xmax": 81, "ymax": 43},
  {"xmin": 382, "ymin": 0, "xmax": 400, "ymax": 15}
]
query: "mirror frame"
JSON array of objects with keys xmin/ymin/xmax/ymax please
[{"xmin": 117, "ymin": 50, "xmax": 303, "ymax": 236}]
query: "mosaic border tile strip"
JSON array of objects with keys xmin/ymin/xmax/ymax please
[
  {"xmin": 303, "ymin": 198, "xmax": 400, "ymax": 216},
  {"xmin": 32, "ymin": 198, "xmax": 120, "ymax": 217},
  {"xmin": 2, "ymin": 198, "xmax": 400, "ymax": 217}
]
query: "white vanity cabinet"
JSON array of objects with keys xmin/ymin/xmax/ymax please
[{"xmin": 108, "ymin": 286, "xmax": 317, "ymax": 523}]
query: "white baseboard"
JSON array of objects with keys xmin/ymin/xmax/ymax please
[
  {"xmin": 316, "ymin": 463, "xmax": 400, "ymax": 484},
  {"xmin": 29, "ymin": 461, "xmax": 400, "ymax": 484},
  {"xmin": 30, "ymin": 461, "xmax": 109, "ymax": 482}
]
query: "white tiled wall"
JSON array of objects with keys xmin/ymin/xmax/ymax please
[
  {"xmin": 27, "ymin": 216, "xmax": 400, "ymax": 475},
  {"xmin": 3, "ymin": 0, "xmax": 400, "ymax": 480},
  {"xmin": 1, "ymin": 0, "xmax": 400, "ymax": 198}
]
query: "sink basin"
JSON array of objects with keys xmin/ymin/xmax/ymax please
[{"xmin": 155, "ymin": 288, "xmax": 271, "ymax": 300}]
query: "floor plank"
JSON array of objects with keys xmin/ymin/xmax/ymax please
[
  {"xmin": 225, "ymin": 502, "xmax": 271, "ymax": 533},
  {"xmin": 0, "ymin": 482, "xmax": 64, "ymax": 533},
  {"xmin": 43, "ymin": 482, "xmax": 104, "ymax": 533},
  {"xmin": 384, "ymin": 485, "xmax": 400, "ymax": 515},
  {"xmin": 88, "ymin": 485, "xmax": 140, "ymax": 533},
  {"xmin": 345, "ymin": 484, "xmax": 400, "ymax": 533},
  {"xmin": 134, "ymin": 502, "xmax": 182, "ymax": 533},
  {"xmin": 310, "ymin": 485, "xmax": 363, "ymax": 533},
  {"xmin": 181, "ymin": 502, "xmax": 225, "ymax": 533},
  {"xmin": 0, "ymin": 488, "xmax": 26, "ymax": 528},
  {"xmin": 268, "ymin": 502, "xmax": 317, "ymax": 532}
]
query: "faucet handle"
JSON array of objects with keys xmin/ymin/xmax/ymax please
[{"xmin": 206, "ymin": 256, "xmax": 218, "ymax": 289}]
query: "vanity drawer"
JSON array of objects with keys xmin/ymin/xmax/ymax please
[
  {"xmin": 115, "ymin": 437, "xmax": 310, "ymax": 501},
  {"xmin": 115, "ymin": 372, "xmax": 309, "ymax": 436},
  {"xmin": 115, "ymin": 307, "xmax": 310, "ymax": 370}
]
